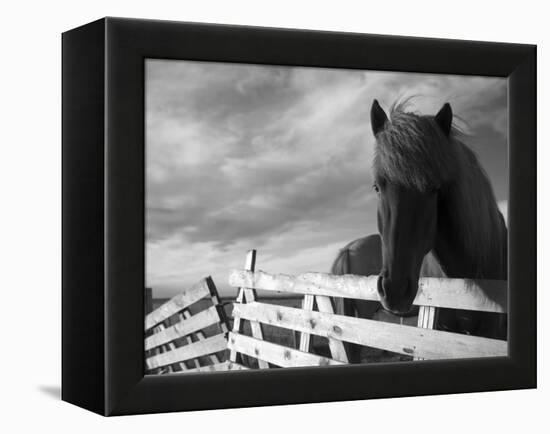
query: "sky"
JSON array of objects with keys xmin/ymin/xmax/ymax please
[{"xmin": 145, "ymin": 59, "xmax": 508, "ymax": 298}]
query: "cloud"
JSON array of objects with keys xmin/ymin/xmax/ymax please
[{"xmin": 145, "ymin": 60, "xmax": 508, "ymax": 297}]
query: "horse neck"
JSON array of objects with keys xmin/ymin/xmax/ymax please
[{"xmin": 433, "ymin": 145, "xmax": 507, "ymax": 280}]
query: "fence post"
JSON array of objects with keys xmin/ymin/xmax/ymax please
[
  {"xmin": 299, "ymin": 295, "xmax": 315, "ymax": 352},
  {"xmin": 415, "ymin": 306, "xmax": 437, "ymax": 360},
  {"xmin": 315, "ymin": 295, "xmax": 349, "ymax": 362},
  {"xmin": 230, "ymin": 250, "xmax": 269, "ymax": 368}
]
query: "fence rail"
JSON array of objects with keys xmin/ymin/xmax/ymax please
[
  {"xmin": 145, "ymin": 305, "xmax": 224, "ymax": 351},
  {"xmin": 144, "ymin": 276, "xmax": 247, "ymax": 374},
  {"xmin": 227, "ymin": 332, "xmax": 343, "ymax": 368},
  {"xmin": 145, "ymin": 251, "xmax": 508, "ymax": 373},
  {"xmin": 228, "ymin": 255, "xmax": 508, "ymax": 368},
  {"xmin": 145, "ymin": 277, "xmax": 219, "ymax": 330},
  {"xmin": 229, "ymin": 269, "xmax": 507, "ymax": 313},
  {"xmin": 232, "ymin": 301, "xmax": 506, "ymax": 360}
]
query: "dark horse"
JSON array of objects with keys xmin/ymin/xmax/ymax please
[{"xmin": 332, "ymin": 100, "xmax": 507, "ymax": 363}]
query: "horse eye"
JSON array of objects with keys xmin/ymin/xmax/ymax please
[{"xmin": 373, "ymin": 183, "xmax": 380, "ymax": 193}]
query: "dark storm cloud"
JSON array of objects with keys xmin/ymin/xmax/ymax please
[
  {"xmin": 146, "ymin": 61, "xmax": 376, "ymax": 248},
  {"xmin": 147, "ymin": 131, "xmax": 370, "ymax": 248}
]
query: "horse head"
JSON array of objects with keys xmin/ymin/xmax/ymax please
[{"xmin": 370, "ymin": 99, "xmax": 456, "ymax": 315}]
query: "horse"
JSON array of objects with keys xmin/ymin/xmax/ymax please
[{"xmin": 331, "ymin": 99, "xmax": 507, "ymax": 363}]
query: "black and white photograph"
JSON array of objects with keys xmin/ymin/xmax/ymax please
[
  {"xmin": 144, "ymin": 60, "xmax": 509, "ymax": 374},
  {"xmin": 1, "ymin": 0, "xmax": 545, "ymax": 427}
]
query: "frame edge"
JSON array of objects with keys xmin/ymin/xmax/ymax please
[{"xmin": 62, "ymin": 18, "xmax": 107, "ymax": 415}]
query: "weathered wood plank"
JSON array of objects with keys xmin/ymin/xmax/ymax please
[
  {"xmin": 233, "ymin": 302, "xmax": 507, "ymax": 359},
  {"xmin": 417, "ymin": 306, "xmax": 437, "ymax": 329},
  {"xmin": 418, "ymin": 305, "xmax": 426, "ymax": 328},
  {"xmin": 231, "ymin": 253, "xmax": 250, "ymax": 362},
  {"xmin": 299, "ymin": 295, "xmax": 314, "ymax": 352},
  {"xmin": 181, "ymin": 310, "xmax": 221, "ymax": 365},
  {"xmin": 181, "ymin": 310, "xmax": 202, "ymax": 369},
  {"xmin": 225, "ymin": 362, "xmax": 249, "ymax": 371},
  {"xmin": 415, "ymin": 306, "xmax": 437, "ymax": 360},
  {"xmin": 245, "ymin": 291, "xmax": 269, "ymax": 369},
  {"xmin": 161, "ymin": 361, "xmax": 249, "ymax": 374},
  {"xmin": 315, "ymin": 295, "xmax": 348, "ymax": 363},
  {"xmin": 145, "ymin": 278, "xmax": 212, "ymax": 330},
  {"xmin": 146, "ymin": 333, "xmax": 228, "ymax": 370},
  {"xmin": 145, "ymin": 305, "xmax": 222, "ymax": 351},
  {"xmin": 229, "ymin": 270, "xmax": 507, "ymax": 313},
  {"xmin": 148, "ymin": 323, "xmax": 185, "ymax": 373},
  {"xmin": 183, "ymin": 334, "xmax": 201, "ymax": 369},
  {"xmin": 229, "ymin": 250, "xmax": 269, "ymax": 369},
  {"xmin": 186, "ymin": 361, "xmax": 248, "ymax": 373},
  {"xmin": 427, "ymin": 306, "xmax": 437, "ymax": 328},
  {"xmin": 227, "ymin": 332, "xmax": 342, "ymax": 368},
  {"xmin": 229, "ymin": 250, "xmax": 256, "ymax": 363}
]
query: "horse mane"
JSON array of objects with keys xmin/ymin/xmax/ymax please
[
  {"xmin": 373, "ymin": 101, "xmax": 507, "ymax": 278},
  {"xmin": 373, "ymin": 100, "xmax": 462, "ymax": 191}
]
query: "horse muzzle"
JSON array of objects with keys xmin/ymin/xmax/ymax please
[{"xmin": 377, "ymin": 274, "xmax": 417, "ymax": 316}]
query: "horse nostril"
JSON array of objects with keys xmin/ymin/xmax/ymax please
[{"xmin": 378, "ymin": 275, "xmax": 416, "ymax": 315}]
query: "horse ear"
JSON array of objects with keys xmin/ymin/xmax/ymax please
[
  {"xmin": 371, "ymin": 99, "xmax": 388, "ymax": 136},
  {"xmin": 435, "ymin": 103, "xmax": 453, "ymax": 136}
]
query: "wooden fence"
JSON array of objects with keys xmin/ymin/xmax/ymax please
[
  {"xmin": 227, "ymin": 251, "xmax": 508, "ymax": 367},
  {"xmin": 144, "ymin": 277, "xmax": 247, "ymax": 374}
]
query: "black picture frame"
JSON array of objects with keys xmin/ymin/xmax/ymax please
[{"xmin": 62, "ymin": 17, "xmax": 536, "ymax": 416}]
